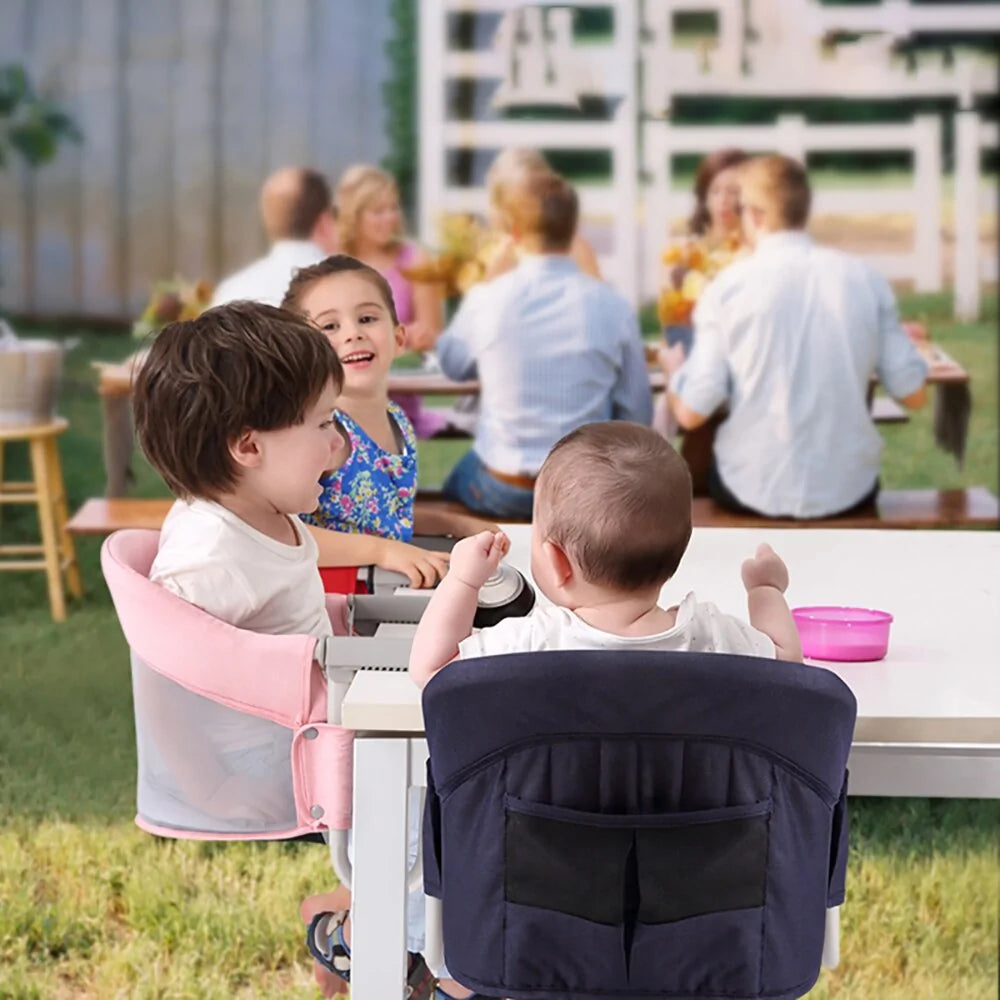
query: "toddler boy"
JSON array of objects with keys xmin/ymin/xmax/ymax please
[{"xmin": 133, "ymin": 300, "xmax": 346, "ymax": 633}]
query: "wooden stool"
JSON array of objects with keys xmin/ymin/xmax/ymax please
[{"xmin": 0, "ymin": 419, "xmax": 83, "ymax": 621}]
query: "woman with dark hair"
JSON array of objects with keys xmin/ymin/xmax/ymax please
[
  {"xmin": 653, "ymin": 149, "xmax": 749, "ymax": 440},
  {"xmin": 688, "ymin": 147, "xmax": 749, "ymax": 241},
  {"xmin": 657, "ymin": 148, "xmax": 749, "ymax": 358}
]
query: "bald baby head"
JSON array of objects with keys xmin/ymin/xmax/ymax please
[{"xmin": 259, "ymin": 167, "xmax": 334, "ymax": 243}]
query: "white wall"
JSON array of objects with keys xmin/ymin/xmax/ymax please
[{"xmin": 0, "ymin": 0, "xmax": 394, "ymax": 319}]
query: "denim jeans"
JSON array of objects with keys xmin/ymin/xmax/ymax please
[{"xmin": 443, "ymin": 450, "xmax": 535, "ymax": 520}]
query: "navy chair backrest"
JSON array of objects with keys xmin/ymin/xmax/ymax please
[{"xmin": 422, "ymin": 650, "xmax": 857, "ymax": 1000}]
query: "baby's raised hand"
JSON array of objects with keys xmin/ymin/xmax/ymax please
[
  {"xmin": 740, "ymin": 543, "xmax": 789, "ymax": 593},
  {"xmin": 449, "ymin": 530, "xmax": 510, "ymax": 590}
]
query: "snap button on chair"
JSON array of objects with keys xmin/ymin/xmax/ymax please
[
  {"xmin": 421, "ymin": 650, "xmax": 857, "ymax": 1000},
  {"xmin": 0, "ymin": 418, "xmax": 82, "ymax": 621},
  {"xmin": 101, "ymin": 528, "xmax": 356, "ymax": 880}
]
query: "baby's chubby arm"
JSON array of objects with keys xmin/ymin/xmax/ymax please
[
  {"xmin": 741, "ymin": 543, "xmax": 803, "ymax": 662},
  {"xmin": 408, "ymin": 530, "xmax": 510, "ymax": 688}
]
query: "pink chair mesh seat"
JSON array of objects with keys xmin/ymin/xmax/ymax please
[{"xmin": 102, "ymin": 529, "xmax": 355, "ymax": 841}]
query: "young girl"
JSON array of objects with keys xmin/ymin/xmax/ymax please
[{"xmin": 282, "ymin": 254, "xmax": 497, "ymax": 588}]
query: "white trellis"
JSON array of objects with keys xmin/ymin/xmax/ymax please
[
  {"xmin": 641, "ymin": 115, "xmax": 943, "ymax": 301},
  {"xmin": 418, "ymin": 1, "xmax": 995, "ymax": 315},
  {"xmin": 954, "ymin": 111, "xmax": 999, "ymax": 321},
  {"xmin": 418, "ymin": 0, "xmax": 639, "ymax": 304}
]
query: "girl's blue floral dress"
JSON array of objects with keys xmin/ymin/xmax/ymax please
[{"xmin": 301, "ymin": 402, "xmax": 417, "ymax": 541}]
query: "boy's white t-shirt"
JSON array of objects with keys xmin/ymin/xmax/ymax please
[
  {"xmin": 150, "ymin": 498, "xmax": 332, "ymax": 638},
  {"xmin": 458, "ymin": 593, "xmax": 775, "ymax": 660}
]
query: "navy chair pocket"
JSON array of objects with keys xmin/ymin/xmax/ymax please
[{"xmin": 502, "ymin": 794, "xmax": 772, "ymax": 995}]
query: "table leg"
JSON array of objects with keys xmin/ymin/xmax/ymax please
[
  {"xmin": 350, "ymin": 738, "xmax": 411, "ymax": 999},
  {"xmin": 102, "ymin": 392, "xmax": 134, "ymax": 498}
]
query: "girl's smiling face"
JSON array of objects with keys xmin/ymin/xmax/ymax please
[{"xmin": 299, "ymin": 272, "xmax": 404, "ymax": 400}]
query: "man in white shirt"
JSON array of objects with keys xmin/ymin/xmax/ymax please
[
  {"xmin": 435, "ymin": 172, "xmax": 653, "ymax": 520},
  {"xmin": 211, "ymin": 166, "xmax": 339, "ymax": 307},
  {"xmin": 667, "ymin": 155, "xmax": 928, "ymax": 519}
]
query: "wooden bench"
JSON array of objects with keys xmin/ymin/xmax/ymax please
[
  {"xmin": 65, "ymin": 494, "xmax": 531, "ymax": 536},
  {"xmin": 691, "ymin": 488, "xmax": 999, "ymax": 529},
  {"xmin": 68, "ymin": 488, "xmax": 998, "ymax": 537}
]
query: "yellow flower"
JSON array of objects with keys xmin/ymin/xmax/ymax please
[
  {"xmin": 681, "ymin": 269, "xmax": 708, "ymax": 302},
  {"xmin": 661, "ymin": 244, "xmax": 684, "ymax": 265},
  {"xmin": 455, "ymin": 259, "xmax": 485, "ymax": 295}
]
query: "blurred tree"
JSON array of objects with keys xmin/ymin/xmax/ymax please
[
  {"xmin": 383, "ymin": 0, "xmax": 418, "ymax": 219},
  {"xmin": 0, "ymin": 64, "xmax": 81, "ymax": 169},
  {"xmin": 0, "ymin": 63, "xmax": 81, "ymax": 310}
]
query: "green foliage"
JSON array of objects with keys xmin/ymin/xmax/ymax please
[
  {"xmin": 0, "ymin": 64, "xmax": 81, "ymax": 171},
  {"xmin": 383, "ymin": 0, "xmax": 418, "ymax": 218}
]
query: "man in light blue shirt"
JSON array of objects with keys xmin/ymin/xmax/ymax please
[
  {"xmin": 436, "ymin": 172, "xmax": 652, "ymax": 519},
  {"xmin": 667, "ymin": 155, "xmax": 928, "ymax": 520}
]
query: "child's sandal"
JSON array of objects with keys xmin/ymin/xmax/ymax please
[
  {"xmin": 307, "ymin": 914, "xmax": 437, "ymax": 1000},
  {"xmin": 305, "ymin": 909, "xmax": 351, "ymax": 981}
]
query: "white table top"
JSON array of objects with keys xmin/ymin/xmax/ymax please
[{"xmin": 342, "ymin": 526, "xmax": 1000, "ymax": 745}]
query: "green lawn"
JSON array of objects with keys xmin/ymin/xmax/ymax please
[{"xmin": 1, "ymin": 292, "xmax": 997, "ymax": 997}]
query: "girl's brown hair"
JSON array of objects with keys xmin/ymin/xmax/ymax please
[{"xmin": 281, "ymin": 254, "xmax": 399, "ymax": 324}]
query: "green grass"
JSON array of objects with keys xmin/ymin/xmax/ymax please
[{"xmin": 1, "ymin": 292, "xmax": 998, "ymax": 997}]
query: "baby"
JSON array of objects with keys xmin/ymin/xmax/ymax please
[{"xmin": 410, "ymin": 421, "xmax": 801, "ymax": 686}]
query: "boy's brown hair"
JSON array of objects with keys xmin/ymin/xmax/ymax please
[
  {"xmin": 504, "ymin": 170, "xmax": 579, "ymax": 252},
  {"xmin": 133, "ymin": 301, "xmax": 343, "ymax": 499},
  {"xmin": 282, "ymin": 253, "xmax": 399, "ymax": 325},
  {"xmin": 739, "ymin": 154, "xmax": 811, "ymax": 230},
  {"xmin": 535, "ymin": 422, "xmax": 692, "ymax": 592}
]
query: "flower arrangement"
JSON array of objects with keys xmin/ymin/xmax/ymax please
[
  {"xmin": 656, "ymin": 234, "xmax": 742, "ymax": 327},
  {"xmin": 400, "ymin": 213, "xmax": 493, "ymax": 298},
  {"xmin": 132, "ymin": 277, "xmax": 213, "ymax": 340}
]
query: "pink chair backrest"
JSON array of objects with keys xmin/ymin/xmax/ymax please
[{"xmin": 101, "ymin": 529, "xmax": 354, "ymax": 839}]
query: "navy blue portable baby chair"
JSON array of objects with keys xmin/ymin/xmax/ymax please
[{"xmin": 421, "ymin": 650, "xmax": 856, "ymax": 1000}]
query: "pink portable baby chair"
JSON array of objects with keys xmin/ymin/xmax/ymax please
[{"xmin": 101, "ymin": 528, "xmax": 356, "ymax": 883}]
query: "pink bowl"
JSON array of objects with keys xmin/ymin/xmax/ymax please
[{"xmin": 791, "ymin": 606, "xmax": 893, "ymax": 662}]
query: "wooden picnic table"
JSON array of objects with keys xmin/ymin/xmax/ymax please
[
  {"xmin": 93, "ymin": 340, "xmax": 968, "ymax": 496},
  {"xmin": 91, "ymin": 339, "xmax": 964, "ymax": 398}
]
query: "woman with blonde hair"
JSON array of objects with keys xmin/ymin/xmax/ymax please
[
  {"xmin": 335, "ymin": 163, "xmax": 447, "ymax": 438},
  {"xmin": 481, "ymin": 147, "xmax": 601, "ymax": 280}
]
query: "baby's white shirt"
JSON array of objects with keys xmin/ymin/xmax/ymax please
[
  {"xmin": 150, "ymin": 498, "xmax": 332, "ymax": 638},
  {"xmin": 458, "ymin": 593, "xmax": 775, "ymax": 660}
]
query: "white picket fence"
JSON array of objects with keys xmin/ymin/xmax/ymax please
[
  {"xmin": 954, "ymin": 111, "xmax": 999, "ymax": 321},
  {"xmin": 418, "ymin": 2, "xmax": 995, "ymax": 315},
  {"xmin": 641, "ymin": 115, "xmax": 943, "ymax": 302},
  {"xmin": 418, "ymin": 0, "xmax": 640, "ymax": 305}
]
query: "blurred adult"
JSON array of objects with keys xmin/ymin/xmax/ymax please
[
  {"xmin": 653, "ymin": 148, "xmax": 750, "ymax": 438},
  {"xmin": 481, "ymin": 146, "xmax": 601, "ymax": 282},
  {"xmin": 688, "ymin": 147, "xmax": 749, "ymax": 248},
  {"xmin": 335, "ymin": 163, "xmax": 447, "ymax": 438},
  {"xmin": 665, "ymin": 154, "xmax": 928, "ymax": 520},
  {"xmin": 436, "ymin": 172, "xmax": 652, "ymax": 520},
  {"xmin": 211, "ymin": 167, "xmax": 338, "ymax": 307},
  {"xmin": 658, "ymin": 148, "xmax": 749, "ymax": 353}
]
